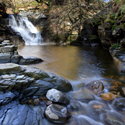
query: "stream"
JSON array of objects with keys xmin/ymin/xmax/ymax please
[
  {"xmin": 18, "ymin": 45, "xmax": 125, "ymax": 125},
  {"xmin": 7, "ymin": 14, "xmax": 125, "ymax": 125}
]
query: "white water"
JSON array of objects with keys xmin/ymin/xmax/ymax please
[{"xmin": 9, "ymin": 15, "xmax": 42, "ymax": 45}]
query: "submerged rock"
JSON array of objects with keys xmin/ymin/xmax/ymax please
[
  {"xmin": 100, "ymin": 93, "xmax": 116, "ymax": 101},
  {"xmin": 84, "ymin": 80, "xmax": 104, "ymax": 94},
  {"xmin": 103, "ymin": 111, "xmax": 124, "ymax": 125},
  {"xmin": 46, "ymin": 89, "xmax": 70, "ymax": 105},
  {"xmin": 45, "ymin": 104, "xmax": 70, "ymax": 124},
  {"xmin": 69, "ymin": 88, "xmax": 94, "ymax": 102},
  {"xmin": 112, "ymin": 98, "xmax": 125, "ymax": 109}
]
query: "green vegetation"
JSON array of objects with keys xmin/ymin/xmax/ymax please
[{"xmin": 111, "ymin": 44, "xmax": 121, "ymax": 50}]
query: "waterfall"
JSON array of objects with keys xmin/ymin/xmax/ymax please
[{"xmin": 9, "ymin": 15, "xmax": 42, "ymax": 45}]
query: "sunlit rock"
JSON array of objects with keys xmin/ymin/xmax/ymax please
[
  {"xmin": 100, "ymin": 93, "xmax": 116, "ymax": 101},
  {"xmin": 46, "ymin": 88, "xmax": 70, "ymax": 105},
  {"xmin": 0, "ymin": 63, "xmax": 22, "ymax": 74}
]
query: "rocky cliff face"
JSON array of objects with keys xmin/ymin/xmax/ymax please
[{"xmin": 74, "ymin": 1, "xmax": 125, "ymax": 49}]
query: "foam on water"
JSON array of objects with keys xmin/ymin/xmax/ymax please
[{"xmin": 9, "ymin": 15, "xmax": 42, "ymax": 45}]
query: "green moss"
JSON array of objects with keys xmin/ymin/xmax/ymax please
[
  {"xmin": 31, "ymin": 1, "xmax": 39, "ymax": 6},
  {"xmin": 111, "ymin": 44, "xmax": 121, "ymax": 50}
]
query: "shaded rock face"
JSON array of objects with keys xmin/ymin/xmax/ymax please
[
  {"xmin": 44, "ymin": 104, "xmax": 70, "ymax": 124},
  {"xmin": 0, "ymin": 40, "xmax": 43, "ymax": 64},
  {"xmin": 84, "ymin": 80, "xmax": 104, "ymax": 94}
]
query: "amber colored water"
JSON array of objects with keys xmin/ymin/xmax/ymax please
[{"xmin": 18, "ymin": 45, "xmax": 120, "ymax": 80}]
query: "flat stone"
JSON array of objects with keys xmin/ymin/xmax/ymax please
[
  {"xmin": 16, "ymin": 75, "xmax": 25, "ymax": 80},
  {"xmin": 1, "ymin": 74, "xmax": 16, "ymax": 79},
  {"xmin": 3, "ymin": 40, "xmax": 10, "ymax": 43},
  {"xmin": 0, "ymin": 63, "xmax": 22, "ymax": 74},
  {"xmin": 0, "ymin": 53, "xmax": 11, "ymax": 63},
  {"xmin": 0, "ymin": 45, "xmax": 16, "ymax": 53}
]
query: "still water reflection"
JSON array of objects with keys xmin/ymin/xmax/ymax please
[{"xmin": 18, "ymin": 45, "xmax": 120, "ymax": 81}]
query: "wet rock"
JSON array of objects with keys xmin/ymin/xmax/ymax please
[
  {"xmin": 11, "ymin": 55, "xmax": 23, "ymax": 64},
  {"xmin": 24, "ymin": 67, "xmax": 72, "ymax": 92},
  {"xmin": 1, "ymin": 74, "xmax": 16, "ymax": 79},
  {"xmin": 0, "ymin": 53, "xmax": 11, "ymax": 63},
  {"xmin": 46, "ymin": 89, "xmax": 70, "ymax": 105},
  {"xmin": 19, "ymin": 57, "xmax": 43, "ymax": 65},
  {"xmin": 103, "ymin": 111, "xmax": 124, "ymax": 125},
  {"xmin": 84, "ymin": 80, "xmax": 104, "ymax": 94},
  {"xmin": 0, "ymin": 45, "xmax": 16, "ymax": 53},
  {"xmin": 69, "ymin": 88, "xmax": 94, "ymax": 102},
  {"xmin": 48, "ymin": 72, "xmax": 73, "ymax": 92},
  {"xmin": 45, "ymin": 104, "xmax": 70, "ymax": 124},
  {"xmin": 101, "ymin": 93, "xmax": 116, "ymax": 101},
  {"xmin": 0, "ymin": 63, "xmax": 22, "ymax": 74},
  {"xmin": 68, "ymin": 115, "xmax": 104, "ymax": 125},
  {"xmin": 0, "ymin": 92, "xmax": 16, "ymax": 105},
  {"xmin": 67, "ymin": 100, "xmax": 89, "ymax": 116},
  {"xmin": 112, "ymin": 98, "xmax": 125, "ymax": 109},
  {"xmin": 119, "ymin": 87, "xmax": 125, "ymax": 97},
  {"xmin": 88, "ymin": 100, "xmax": 109, "ymax": 121},
  {"xmin": 0, "ymin": 38, "xmax": 4, "ymax": 43}
]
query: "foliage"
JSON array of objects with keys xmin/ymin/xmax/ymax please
[{"xmin": 111, "ymin": 44, "xmax": 121, "ymax": 50}]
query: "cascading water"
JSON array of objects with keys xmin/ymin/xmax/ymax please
[{"xmin": 8, "ymin": 15, "xmax": 42, "ymax": 45}]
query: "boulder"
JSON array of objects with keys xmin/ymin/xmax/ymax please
[
  {"xmin": 24, "ymin": 67, "xmax": 72, "ymax": 92},
  {"xmin": 11, "ymin": 55, "xmax": 23, "ymax": 64},
  {"xmin": 19, "ymin": 57, "xmax": 43, "ymax": 65},
  {"xmin": 46, "ymin": 89, "xmax": 70, "ymax": 105},
  {"xmin": 84, "ymin": 80, "xmax": 104, "ymax": 94},
  {"xmin": 45, "ymin": 104, "xmax": 70, "ymax": 124}
]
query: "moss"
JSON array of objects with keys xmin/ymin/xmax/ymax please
[
  {"xmin": 31, "ymin": 1, "xmax": 39, "ymax": 6},
  {"xmin": 104, "ymin": 18, "xmax": 116, "ymax": 24},
  {"xmin": 111, "ymin": 44, "xmax": 121, "ymax": 50}
]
